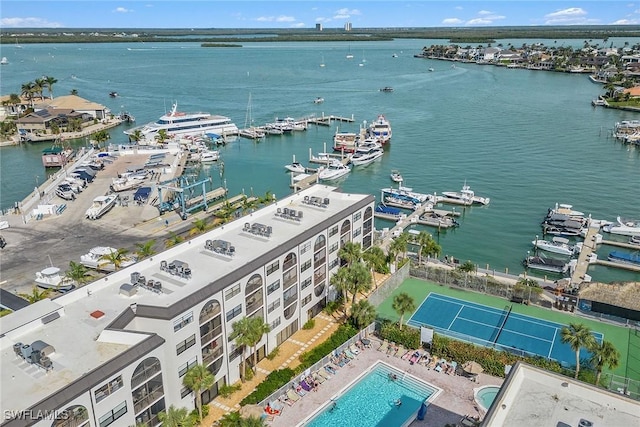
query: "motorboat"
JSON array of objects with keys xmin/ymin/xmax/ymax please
[
  {"xmin": 310, "ymin": 152, "xmax": 331, "ymax": 163},
  {"xmin": 0, "ymin": 57, "xmax": 8, "ymax": 65},
  {"xmin": 333, "ymin": 127, "xmax": 364, "ymax": 153},
  {"xmin": 630, "ymin": 235, "xmax": 640, "ymax": 246},
  {"xmin": 418, "ymin": 212, "xmax": 460, "ymax": 228},
  {"xmin": 603, "ymin": 217, "xmax": 640, "ymax": 237},
  {"xmin": 118, "ymin": 111, "xmax": 136, "ymax": 123},
  {"xmin": 523, "ymin": 256, "xmax": 571, "ymax": 274},
  {"xmin": 442, "ymin": 181, "xmax": 490, "ymax": 205},
  {"xmin": 428, "ymin": 67, "xmax": 435, "ymax": 72},
  {"xmin": 392, "ymin": 53, "xmax": 398, "ymax": 58},
  {"xmin": 381, "ymin": 185, "xmax": 431, "ymax": 205},
  {"xmin": 110, "ymin": 176, "xmax": 143, "ymax": 192},
  {"xmin": 199, "ymin": 150, "xmax": 220, "ymax": 163},
  {"xmin": 607, "ymin": 250, "xmax": 640, "ymax": 266},
  {"xmin": 318, "ymin": 161, "xmax": 351, "ymax": 181},
  {"xmin": 85, "ymin": 195, "xmax": 118, "ymax": 220},
  {"xmin": 548, "ymin": 203, "xmax": 585, "ymax": 219},
  {"xmin": 374, "ymin": 204, "xmax": 404, "ymax": 221},
  {"xmin": 532, "ymin": 237, "xmax": 579, "ymax": 256},
  {"xmin": 55, "ymin": 186, "xmax": 76, "ymax": 201},
  {"xmin": 314, "ymin": 97, "xmax": 325, "ymax": 104},
  {"xmin": 350, "ymin": 141, "xmax": 384, "ymax": 166},
  {"xmin": 35, "ymin": 266, "xmax": 75, "ymax": 292},
  {"xmin": 383, "ymin": 195, "xmax": 420, "ymax": 211},
  {"xmin": 380, "ymin": 87, "xmax": 394, "ymax": 92},
  {"xmin": 42, "ymin": 146, "xmax": 75, "ymax": 168},
  {"xmin": 80, "ymin": 246, "xmax": 136, "ymax": 271},
  {"xmin": 390, "ymin": 170, "xmax": 403, "ymax": 183},
  {"xmin": 285, "ymin": 162, "xmax": 306, "ymax": 173},
  {"xmin": 124, "ymin": 102, "xmax": 238, "ymax": 142},
  {"xmin": 367, "ymin": 114, "xmax": 392, "ymax": 144}
]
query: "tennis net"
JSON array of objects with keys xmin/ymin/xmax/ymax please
[{"xmin": 492, "ymin": 305, "xmax": 513, "ymax": 345}]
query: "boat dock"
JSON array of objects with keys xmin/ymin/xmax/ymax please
[
  {"xmin": 571, "ymin": 226, "xmax": 599, "ymax": 284},
  {"xmin": 306, "ymin": 113, "xmax": 355, "ymax": 126},
  {"xmin": 289, "ymin": 156, "xmax": 351, "ymax": 191},
  {"xmin": 601, "ymin": 239, "xmax": 640, "ymax": 250},
  {"xmin": 237, "ymin": 113, "xmax": 355, "ymax": 139}
]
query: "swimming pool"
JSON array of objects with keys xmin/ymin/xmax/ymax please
[
  {"xmin": 301, "ymin": 362, "xmax": 441, "ymax": 427},
  {"xmin": 475, "ymin": 385, "xmax": 501, "ymax": 411}
]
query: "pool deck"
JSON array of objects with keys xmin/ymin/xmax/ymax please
[{"xmin": 270, "ymin": 338, "xmax": 504, "ymax": 427}]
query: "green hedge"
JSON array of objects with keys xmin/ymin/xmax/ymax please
[
  {"xmin": 239, "ymin": 368, "xmax": 294, "ymax": 405},
  {"xmin": 378, "ymin": 320, "xmax": 421, "ymax": 349},
  {"xmin": 296, "ymin": 324, "xmax": 358, "ymax": 373}
]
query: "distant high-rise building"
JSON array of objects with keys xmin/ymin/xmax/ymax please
[
  {"xmin": 316, "ymin": 23, "xmax": 323, "ymax": 31},
  {"xmin": 344, "ymin": 22, "xmax": 352, "ymax": 31}
]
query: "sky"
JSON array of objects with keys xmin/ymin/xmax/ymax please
[{"xmin": 2, "ymin": 1, "xmax": 640, "ymax": 29}]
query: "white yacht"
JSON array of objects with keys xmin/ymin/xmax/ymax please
[
  {"xmin": 285, "ymin": 162, "xmax": 306, "ymax": 173},
  {"xmin": 124, "ymin": 102, "xmax": 238, "ymax": 142},
  {"xmin": 368, "ymin": 114, "xmax": 392, "ymax": 144},
  {"xmin": 199, "ymin": 150, "xmax": 220, "ymax": 163},
  {"xmin": 85, "ymin": 195, "xmax": 118, "ymax": 220},
  {"xmin": 442, "ymin": 181, "xmax": 490, "ymax": 205},
  {"xmin": 532, "ymin": 237, "xmax": 579, "ymax": 256},
  {"xmin": 35, "ymin": 266, "xmax": 75, "ymax": 292},
  {"xmin": 390, "ymin": 170, "xmax": 403, "ymax": 183},
  {"xmin": 318, "ymin": 161, "xmax": 351, "ymax": 181},
  {"xmin": 0, "ymin": 57, "xmax": 8, "ymax": 65},
  {"xmin": 603, "ymin": 217, "xmax": 640, "ymax": 237},
  {"xmin": 80, "ymin": 247, "xmax": 136, "ymax": 271},
  {"xmin": 350, "ymin": 141, "xmax": 384, "ymax": 166},
  {"xmin": 314, "ymin": 97, "xmax": 325, "ymax": 104},
  {"xmin": 110, "ymin": 176, "xmax": 142, "ymax": 192}
]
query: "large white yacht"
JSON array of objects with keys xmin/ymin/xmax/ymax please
[
  {"xmin": 85, "ymin": 195, "xmax": 118, "ymax": 220},
  {"xmin": 80, "ymin": 247, "xmax": 136, "ymax": 271},
  {"xmin": 34, "ymin": 266, "xmax": 75, "ymax": 292},
  {"xmin": 125, "ymin": 102, "xmax": 238, "ymax": 142},
  {"xmin": 368, "ymin": 114, "xmax": 392, "ymax": 144},
  {"xmin": 350, "ymin": 140, "xmax": 384, "ymax": 166},
  {"xmin": 603, "ymin": 217, "xmax": 640, "ymax": 237},
  {"xmin": 318, "ymin": 160, "xmax": 351, "ymax": 181}
]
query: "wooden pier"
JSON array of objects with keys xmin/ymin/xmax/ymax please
[
  {"xmin": 601, "ymin": 239, "xmax": 640, "ymax": 250},
  {"xmin": 237, "ymin": 113, "xmax": 355, "ymax": 139},
  {"xmin": 289, "ymin": 155, "xmax": 351, "ymax": 191},
  {"xmin": 570, "ymin": 226, "xmax": 599, "ymax": 285},
  {"xmin": 307, "ymin": 113, "xmax": 355, "ymax": 126}
]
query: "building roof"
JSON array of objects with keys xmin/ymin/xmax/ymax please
[
  {"xmin": 578, "ymin": 281, "xmax": 640, "ymax": 311},
  {"xmin": 0, "ymin": 185, "xmax": 372, "ymax": 415},
  {"xmin": 483, "ymin": 362, "xmax": 640, "ymax": 427},
  {"xmin": 34, "ymin": 95, "xmax": 107, "ymax": 112}
]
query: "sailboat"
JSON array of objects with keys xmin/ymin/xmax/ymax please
[
  {"xmin": 320, "ymin": 55, "xmax": 325, "ymax": 68},
  {"xmin": 346, "ymin": 46, "xmax": 354, "ymax": 59},
  {"xmin": 14, "ymin": 38, "xmax": 23, "ymax": 49},
  {"xmin": 241, "ymin": 93, "xmax": 264, "ymax": 140}
]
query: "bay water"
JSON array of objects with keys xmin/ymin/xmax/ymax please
[{"xmin": 1, "ymin": 38, "xmax": 638, "ymax": 283}]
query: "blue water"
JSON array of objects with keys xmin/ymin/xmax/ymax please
[
  {"xmin": 409, "ymin": 293, "xmax": 602, "ymax": 365},
  {"xmin": 1, "ymin": 39, "xmax": 639, "ymax": 283},
  {"xmin": 476, "ymin": 386, "xmax": 500, "ymax": 411},
  {"xmin": 305, "ymin": 363, "xmax": 436, "ymax": 427}
]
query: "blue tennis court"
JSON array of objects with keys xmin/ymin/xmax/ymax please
[{"xmin": 407, "ymin": 293, "xmax": 603, "ymax": 366}]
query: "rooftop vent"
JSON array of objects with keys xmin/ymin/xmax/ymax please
[
  {"xmin": 578, "ymin": 420, "xmax": 593, "ymax": 427},
  {"xmin": 302, "ymin": 195, "xmax": 329, "ymax": 208},
  {"xmin": 90, "ymin": 310, "xmax": 105, "ymax": 319},
  {"xmin": 205, "ymin": 239, "xmax": 235, "ymax": 256},
  {"xmin": 160, "ymin": 260, "xmax": 191, "ymax": 279},
  {"xmin": 276, "ymin": 207, "xmax": 303, "ymax": 222},
  {"xmin": 119, "ymin": 283, "xmax": 138, "ymax": 297},
  {"xmin": 243, "ymin": 222, "xmax": 272, "ymax": 238},
  {"xmin": 14, "ymin": 341, "xmax": 55, "ymax": 371}
]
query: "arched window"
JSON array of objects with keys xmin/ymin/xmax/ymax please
[
  {"xmin": 283, "ymin": 252, "xmax": 297, "ymax": 271},
  {"xmin": 364, "ymin": 206, "xmax": 373, "ymax": 220},
  {"xmin": 284, "ymin": 301, "xmax": 297, "ymax": 320},
  {"xmin": 246, "ymin": 274, "xmax": 263, "ymax": 294},
  {"xmin": 341, "ymin": 219, "xmax": 351, "ymax": 235},
  {"xmin": 131, "ymin": 357, "xmax": 162, "ymax": 389},
  {"xmin": 246, "ymin": 274, "xmax": 264, "ymax": 318},
  {"xmin": 314, "ymin": 282, "xmax": 325, "ymax": 297},
  {"xmin": 199, "ymin": 299, "xmax": 221, "ymax": 324},
  {"xmin": 314, "ymin": 234, "xmax": 326, "ymax": 251}
]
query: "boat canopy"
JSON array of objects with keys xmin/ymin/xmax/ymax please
[{"xmin": 134, "ymin": 186, "xmax": 152, "ymax": 202}]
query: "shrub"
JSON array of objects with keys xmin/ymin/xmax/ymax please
[
  {"xmin": 378, "ymin": 320, "xmax": 420, "ymax": 349},
  {"xmin": 240, "ymin": 368, "xmax": 295, "ymax": 405},
  {"xmin": 266, "ymin": 347, "xmax": 280, "ymax": 361},
  {"xmin": 218, "ymin": 383, "xmax": 242, "ymax": 399},
  {"xmin": 303, "ymin": 319, "xmax": 315, "ymax": 330},
  {"xmin": 297, "ymin": 324, "xmax": 358, "ymax": 372}
]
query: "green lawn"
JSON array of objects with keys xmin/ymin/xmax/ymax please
[{"xmin": 376, "ymin": 278, "xmax": 635, "ymax": 379}]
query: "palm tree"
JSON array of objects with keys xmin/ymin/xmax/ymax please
[
  {"xmin": 363, "ymin": 246, "xmax": 386, "ymax": 288},
  {"xmin": 350, "ymin": 299, "xmax": 376, "ymax": 328},
  {"xmin": 258, "ymin": 190, "xmax": 275, "ymax": 206},
  {"xmin": 183, "ymin": 364, "xmax": 215, "ymax": 422},
  {"xmin": 18, "ymin": 286, "xmax": 51, "ymax": 304},
  {"xmin": 330, "ymin": 266, "xmax": 350, "ymax": 313},
  {"xmin": 190, "ymin": 218, "xmax": 209, "ymax": 236},
  {"xmin": 392, "ymin": 292, "xmax": 416, "ymax": 330},
  {"xmin": 43, "ymin": 76, "xmax": 58, "ymax": 99},
  {"xmin": 158, "ymin": 406, "xmax": 193, "ymax": 427},
  {"xmin": 33, "ymin": 77, "xmax": 46, "ymax": 100},
  {"xmin": 346, "ymin": 262, "xmax": 372, "ymax": 307},
  {"xmin": 99, "ymin": 248, "xmax": 130, "ymax": 271},
  {"xmin": 91, "ymin": 130, "xmax": 110, "ymax": 147},
  {"xmin": 412, "ymin": 231, "xmax": 441, "ymax": 264},
  {"xmin": 388, "ymin": 232, "xmax": 409, "ymax": 267},
  {"xmin": 241, "ymin": 196, "xmax": 258, "ymax": 215},
  {"xmin": 165, "ymin": 232, "xmax": 184, "ymax": 248},
  {"xmin": 155, "ymin": 129, "xmax": 169, "ymax": 144},
  {"xmin": 129, "ymin": 129, "xmax": 144, "ymax": 143},
  {"xmin": 339, "ymin": 241, "xmax": 362, "ymax": 266},
  {"xmin": 240, "ymin": 416, "xmax": 268, "ymax": 427},
  {"xmin": 219, "ymin": 412, "xmax": 242, "ymax": 427},
  {"xmin": 561, "ymin": 323, "xmax": 596, "ymax": 379},
  {"xmin": 589, "ymin": 340, "xmax": 620, "ymax": 386},
  {"xmin": 65, "ymin": 261, "xmax": 92, "ymax": 285},
  {"xmin": 135, "ymin": 239, "xmax": 156, "ymax": 259},
  {"xmin": 21, "ymin": 82, "xmax": 36, "ymax": 108},
  {"xmin": 247, "ymin": 317, "xmax": 271, "ymax": 370},
  {"xmin": 230, "ymin": 317, "xmax": 253, "ymax": 382}
]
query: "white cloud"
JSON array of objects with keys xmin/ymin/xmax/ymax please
[
  {"xmin": 0, "ymin": 17, "xmax": 63, "ymax": 28},
  {"xmin": 467, "ymin": 18, "xmax": 494, "ymax": 25},
  {"xmin": 543, "ymin": 7, "xmax": 591, "ymax": 24},
  {"xmin": 442, "ymin": 18, "xmax": 463, "ymax": 25},
  {"xmin": 611, "ymin": 18, "xmax": 640, "ymax": 24},
  {"xmin": 291, "ymin": 22, "xmax": 305, "ymax": 28},
  {"xmin": 465, "ymin": 11, "xmax": 505, "ymax": 26},
  {"xmin": 333, "ymin": 8, "xmax": 361, "ymax": 20},
  {"xmin": 114, "ymin": 7, "xmax": 132, "ymax": 14},
  {"xmin": 276, "ymin": 15, "xmax": 296, "ymax": 23}
]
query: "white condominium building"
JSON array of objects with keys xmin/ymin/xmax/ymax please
[{"xmin": 0, "ymin": 185, "xmax": 375, "ymax": 427}]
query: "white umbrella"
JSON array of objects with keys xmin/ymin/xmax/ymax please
[{"xmin": 462, "ymin": 361, "xmax": 484, "ymax": 375}]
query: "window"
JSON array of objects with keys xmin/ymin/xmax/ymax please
[
  {"xmin": 98, "ymin": 402, "xmax": 127, "ymax": 427},
  {"xmin": 341, "ymin": 219, "xmax": 351, "ymax": 236},
  {"xmin": 283, "ymin": 253, "xmax": 297, "ymax": 271},
  {"xmin": 329, "ymin": 258, "xmax": 340, "ymax": 270},
  {"xmin": 229, "ymin": 344, "xmax": 243, "ymax": 361},
  {"xmin": 314, "ymin": 266, "xmax": 326, "ymax": 285},
  {"xmin": 267, "ymin": 280, "xmax": 280, "ymax": 295},
  {"xmin": 178, "ymin": 357, "xmax": 197, "ymax": 377},
  {"xmin": 283, "ymin": 268, "xmax": 297, "ymax": 288},
  {"xmin": 301, "ymin": 277, "xmax": 312, "ymax": 290},
  {"xmin": 353, "ymin": 227, "xmax": 361, "ymax": 237},
  {"xmin": 329, "ymin": 242, "xmax": 339, "ymax": 254},
  {"xmin": 300, "ymin": 240, "xmax": 312, "ymax": 254},
  {"xmin": 246, "ymin": 274, "xmax": 263, "ymax": 294},
  {"xmin": 225, "ymin": 284, "xmax": 240, "ymax": 300},
  {"xmin": 181, "ymin": 387, "xmax": 191, "ymax": 399},
  {"xmin": 176, "ymin": 334, "xmax": 196, "ymax": 355},
  {"xmin": 271, "ymin": 317, "xmax": 281, "ymax": 329},
  {"xmin": 314, "ymin": 235, "xmax": 326, "ymax": 251},
  {"xmin": 266, "ymin": 260, "xmax": 280, "ymax": 276},
  {"xmin": 95, "ymin": 376, "xmax": 123, "ymax": 403},
  {"xmin": 301, "ymin": 294, "xmax": 312, "ymax": 307},
  {"xmin": 364, "ymin": 206, "xmax": 373, "ymax": 220},
  {"xmin": 354, "ymin": 212, "xmax": 362, "ymax": 221},
  {"xmin": 268, "ymin": 299, "xmax": 281, "ymax": 313},
  {"xmin": 300, "ymin": 259, "xmax": 312, "ymax": 273},
  {"xmin": 226, "ymin": 304, "xmax": 242, "ymax": 322},
  {"xmin": 199, "ymin": 300, "xmax": 221, "ymax": 323},
  {"xmin": 173, "ymin": 312, "xmax": 193, "ymax": 332},
  {"xmin": 328, "ymin": 225, "xmax": 339, "ymax": 237}
]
